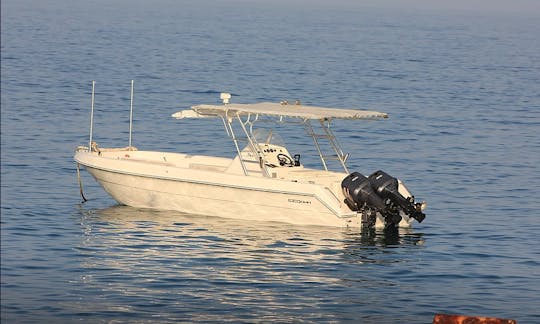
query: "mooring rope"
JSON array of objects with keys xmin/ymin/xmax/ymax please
[{"xmin": 76, "ymin": 163, "xmax": 88, "ymax": 203}]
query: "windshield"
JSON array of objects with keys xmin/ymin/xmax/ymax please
[{"xmin": 252, "ymin": 129, "xmax": 286, "ymax": 147}]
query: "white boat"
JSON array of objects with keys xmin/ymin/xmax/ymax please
[{"xmin": 75, "ymin": 84, "xmax": 426, "ymax": 229}]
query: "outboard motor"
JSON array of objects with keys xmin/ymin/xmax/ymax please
[
  {"xmin": 368, "ymin": 170, "xmax": 426, "ymax": 223},
  {"xmin": 341, "ymin": 170, "xmax": 426, "ymax": 228},
  {"xmin": 341, "ymin": 172, "xmax": 402, "ymax": 226},
  {"xmin": 342, "ymin": 172, "xmax": 385, "ymax": 211}
]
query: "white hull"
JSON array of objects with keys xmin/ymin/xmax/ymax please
[{"xmin": 75, "ymin": 149, "xmax": 382, "ymax": 228}]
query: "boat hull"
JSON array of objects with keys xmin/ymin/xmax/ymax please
[{"xmin": 76, "ymin": 151, "xmax": 361, "ymax": 228}]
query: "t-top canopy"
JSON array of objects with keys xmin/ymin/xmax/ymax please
[{"xmin": 172, "ymin": 102, "xmax": 388, "ymax": 120}]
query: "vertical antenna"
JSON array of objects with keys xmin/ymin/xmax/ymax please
[
  {"xmin": 129, "ymin": 80, "xmax": 134, "ymax": 147},
  {"xmin": 89, "ymin": 80, "xmax": 95, "ymax": 151}
]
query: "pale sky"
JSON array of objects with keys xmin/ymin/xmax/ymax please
[
  {"xmin": 261, "ymin": 0, "xmax": 540, "ymax": 15},
  {"xmin": 362, "ymin": 0, "xmax": 540, "ymax": 13}
]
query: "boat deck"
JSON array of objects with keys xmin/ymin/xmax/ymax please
[{"xmin": 94, "ymin": 149, "xmax": 346, "ymax": 188}]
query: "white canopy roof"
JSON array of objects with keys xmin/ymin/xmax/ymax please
[{"xmin": 172, "ymin": 102, "xmax": 388, "ymax": 120}]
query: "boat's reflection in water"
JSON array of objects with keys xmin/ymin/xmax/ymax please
[
  {"xmin": 80, "ymin": 205, "xmax": 425, "ymax": 258},
  {"xmin": 76, "ymin": 205, "xmax": 425, "ymax": 322}
]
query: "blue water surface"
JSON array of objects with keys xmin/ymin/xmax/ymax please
[{"xmin": 2, "ymin": 0, "xmax": 539, "ymax": 323}]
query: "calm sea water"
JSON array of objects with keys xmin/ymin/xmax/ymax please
[{"xmin": 2, "ymin": 0, "xmax": 539, "ymax": 323}]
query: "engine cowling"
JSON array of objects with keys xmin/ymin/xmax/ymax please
[
  {"xmin": 341, "ymin": 172, "xmax": 386, "ymax": 211},
  {"xmin": 368, "ymin": 170, "xmax": 425, "ymax": 223}
]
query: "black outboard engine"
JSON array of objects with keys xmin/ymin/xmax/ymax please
[
  {"xmin": 341, "ymin": 172, "xmax": 402, "ymax": 227},
  {"xmin": 341, "ymin": 170, "xmax": 426, "ymax": 228},
  {"xmin": 342, "ymin": 172, "xmax": 386, "ymax": 211},
  {"xmin": 368, "ymin": 170, "xmax": 425, "ymax": 223}
]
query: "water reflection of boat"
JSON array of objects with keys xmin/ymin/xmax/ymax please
[
  {"xmin": 75, "ymin": 88, "xmax": 426, "ymax": 229},
  {"xmin": 79, "ymin": 205, "xmax": 425, "ymax": 255}
]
